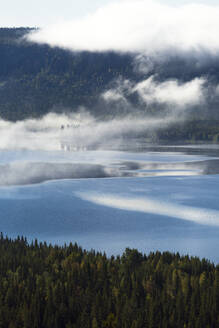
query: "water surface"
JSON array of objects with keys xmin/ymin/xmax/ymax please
[{"xmin": 0, "ymin": 146, "xmax": 219, "ymax": 263}]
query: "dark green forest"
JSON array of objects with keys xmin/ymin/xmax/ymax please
[
  {"xmin": 0, "ymin": 28, "xmax": 134, "ymax": 121},
  {"xmin": 0, "ymin": 234, "xmax": 218, "ymax": 328}
]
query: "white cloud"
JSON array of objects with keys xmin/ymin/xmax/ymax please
[
  {"xmin": 102, "ymin": 89, "xmax": 128, "ymax": 105},
  {"xmin": 28, "ymin": 0, "xmax": 219, "ymax": 55},
  {"xmin": 102, "ymin": 76, "xmax": 205, "ymax": 109},
  {"xmin": 134, "ymin": 76, "xmax": 205, "ymax": 107},
  {"xmin": 101, "ymin": 78, "xmax": 132, "ymax": 106}
]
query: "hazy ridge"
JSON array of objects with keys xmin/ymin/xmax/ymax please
[{"xmin": 0, "ymin": 28, "xmax": 219, "ymax": 142}]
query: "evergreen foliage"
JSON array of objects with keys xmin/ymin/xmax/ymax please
[
  {"xmin": 0, "ymin": 234, "xmax": 218, "ymax": 328},
  {"xmin": 0, "ymin": 28, "xmax": 134, "ymax": 121}
]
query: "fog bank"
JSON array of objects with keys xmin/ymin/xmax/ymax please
[
  {"xmin": 0, "ymin": 110, "xmax": 188, "ymax": 151},
  {"xmin": 28, "ymin": 0, "xmax": 219, "ymax": 56}
]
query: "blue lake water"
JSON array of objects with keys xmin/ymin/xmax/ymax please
[{"xmin": 0, "ymin": 148, "xmax": 219, "ymax": 263}]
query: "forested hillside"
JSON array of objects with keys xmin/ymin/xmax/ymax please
[
  {"xmin": 1, "ymin": 28, "xmax": 219, "ymax": 142},
  {"xmin": 0, "ymin": 235, "xmax": 218, "ymax": 328},
  {"xmin": 0, "ymin": 28, "xmax": 135, "ymax": 120}
]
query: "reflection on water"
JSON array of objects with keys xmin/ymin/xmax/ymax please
[
  {"xmin": 0, "ymin": 145, "xmax": 219, "ymax": 263},
  {"xmin": 0, "ymin": 148, "xmax": 219, "ymax": 186}
]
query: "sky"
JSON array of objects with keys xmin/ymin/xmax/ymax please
[
  {"xmin": 0, "ymin": 0, "xmax": 219, "ymax": 27},
  {"xmin": 0, "ymin": 0, "xmax": 112, "ymax": 27}
]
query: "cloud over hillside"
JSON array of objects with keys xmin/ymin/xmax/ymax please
[{"xmin": 28, "ymin": 0, "xmax": 219, "ymax": 56}]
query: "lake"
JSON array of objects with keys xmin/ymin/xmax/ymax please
[{"xmin": 0, "ymin": 145, "xmax": 219, "ymax": 263}]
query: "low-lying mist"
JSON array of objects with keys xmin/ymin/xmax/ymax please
[
  {"xmin": 0, "ymin": 103, "xmax": 214, "ymax": 186},
  {"xmin": 1, "ymin": 158, "xmax": 213, "ymax": 186},
  {"xmin": 0, "ymin": 162, "xmax": 124, "ymax": 186},
  {"xmin": 0, "ymin": 110, "xmax": 185, "ymax": 152},
  {"xmin": 0, "ymin": 66, "xmax": 214, "ymax": 187}
]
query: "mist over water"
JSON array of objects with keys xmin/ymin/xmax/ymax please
[
  {"xmin": 0, "ymin": 111, "xmax": 219, "ymax": 262},
  {"xmin": 2, "ymin": 0, "xmax": 219, "ymax": 260},
  {"xmin": 0, "ymin": 110, "xmax": 217, "ymax": 187},
  {"xmin": 0, "ymin": 107, "xmax": 219, "ymax": 187},
  {"xmin": 0, "ymin": 111, "xmax": 186, "ymax": 152}
]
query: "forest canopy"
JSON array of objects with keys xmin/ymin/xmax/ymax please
[{"xmin": 0, "ymin": 234, "xmax": 218, "ymax": 328}]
